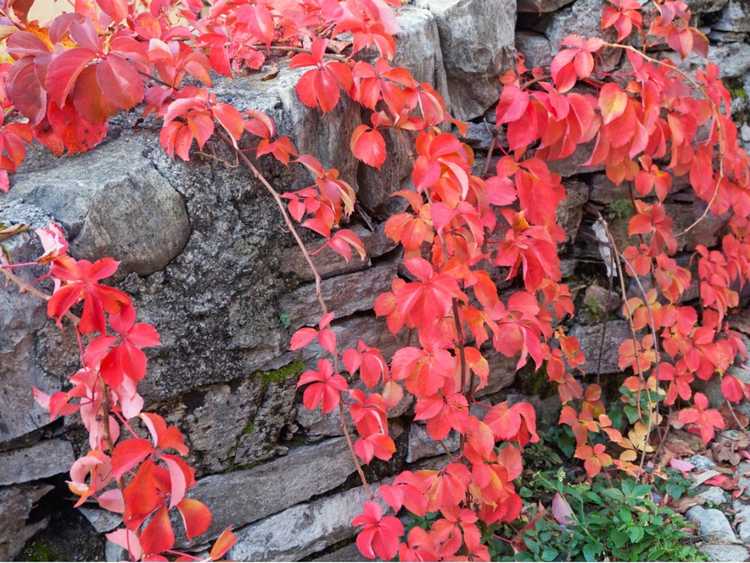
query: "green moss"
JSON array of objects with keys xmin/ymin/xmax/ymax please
[
  {"xmin": 242, "ymin": 421, "xmax": 255, "ymax": 435},
  {"xmin": 21, "ymin": 540, "xmax": 59, "ymax": 562},
  {"xmin": 609, "ymin": 197, "xmax": 634, "ymax": 220},
  {"xmin": 258, "ymin": 360, "xmax": 305, "ymax": 384}
]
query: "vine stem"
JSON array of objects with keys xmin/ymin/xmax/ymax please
[
  {"xmin": 217, "ymin": 132, "xmax": 372, "ymax": 497},
  {"xmin": 596, "ymin": 213, "xmax": 656, "ymax": 478}
]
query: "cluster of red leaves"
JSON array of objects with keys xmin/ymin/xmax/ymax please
[{"xmin": 17, "ymin": 224, "xmax": 236, "ymax": 561}]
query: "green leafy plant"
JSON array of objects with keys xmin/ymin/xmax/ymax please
[{"xmin": 514, "ymin": 472, "xmax": 704, "ymax": 562}]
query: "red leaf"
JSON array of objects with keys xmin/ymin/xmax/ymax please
[
  {"xmin": 140, "ymin": 506, "xmax": 175, "ymax": 556},
  {"xmin": 46, "ymin": 48, "xmax": 97, "ymax": 108},
  {"xmin": 351, "ymin": 125, "xmax": 386, "ymax": 169},
  {"xmin": 111, "ymin": 438, "xmax": 154, "ymax": 479},
  {"xmin": 96, "ymin": 55, "xmax": 144, "ymax": 110},
  {"xmin": 209, "ymin": 529, "xmax": 237, "ymax": 561},
  {"xmin": 598, "ymin": 83, "xmax": 628, "ymax": 125},
  {"xmin": 177, "ymin": 498, "xmax": 212, "ymax": 539}
]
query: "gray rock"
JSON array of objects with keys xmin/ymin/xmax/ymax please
[
  {"xmin": 689, "ymin": 454, "xmax": 717, "ymax": 470},
  {"xmin": 312, "ymin": 542, "xmax": 367, "ymax": 562},
  {"xmin": 558, "ymin": 181, "xmax": 589, "ymax": 244},
  {"xmin": 679, "ymin": 42, "xmax": 750, "ymax": 78},
  {"xmin": 516, "ymin": 31, "xmax": 552, "ymax": 69},
  {"xmin": 0, "ymin": 483, "xmax": 53, "ymax": 560},
  {"xmin": 232, "ymin": 375, "xmax": 298, "ymax": 467},
  {"xmin": 7, "ymin": 135, "xmax": 190, "ymax": 276},
  {"xmin": 582, "ymin": 285, "xmax": 620, "ymax": 319},
  {"xmin": 697, "ymin": 486, "xmax": 729, "ymax": 505},
  {"xmin": 279, "ymin": 222, "xmax": 396, "ymax": 282},
  {"xmin": 547, "ymin": 141, "xmax": 605, "ymax": 178},
  {"xmin": 733, "ymin": 500, "xmax": 750, "ymax": 543},
  {"xmin": 688, "ymin": 0, "xmax": 729, "ymax": 11},
  {"xmin": 0, "ymin": 227, "xmax": 74, "ymax": 445},
  {"xmin": 393, "ymin": 7, "xmax": 451, "ymax": 95},
  {"xmin": 737, "ymin": 461, "xmax": 750, "ymax": 492},
  {"xmin": 686, "ymin": 506, "xmax": 738, "ymax": 543},
  {"xmin": 280, "ymin": 260, "xmax": 398, "ymax": 329},
  {"xmin": 228, "ymin": 483, "xmax": 385, "ymax": 561},
  {"xmin": 477, "ymin": 350, "xmax": 519, "ymax": 397},
  {"xmin": 190, "ymin": 438, "xmax": 356, "ymax": 540},
  {"xmin": 161, "ymin": 370, "xmax": 298, "ymax": 475},
  {"xmin": 0, "ymin": 439, "xmax": 74, "ymax": 486},
  {"xmin": 700, "ymin": 544, "xmax": 749, "ymax": 562},
  {"xmin": 213, "ymin": 64, "xmax": 361, "ymax": 188},
  {"xmin": 545, "ymin": 0, "xmax": 621, "ymax": 70},
  {"xmin": 590, "ymin": 174, "xmax": 631, "ymax": 205},
  {"xmin": 79, "ymin": 507, "xmax": 122, "ymax": 534},
  {"xmin": 414, "ymin": 0, "xmax": 516, "ymax": 120},
  {"xmin": 714, "ymin": 0, "xmax": 750, "ymax": 31},
  {"xmin": 570, "ymin": 321, "xmax": 630, "ymax": 374},
  {"xmin": 407, "ymin": 423, "xmax": 460, "ymax": 463}
]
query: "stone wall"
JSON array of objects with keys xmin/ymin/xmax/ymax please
[{"xmin": 1, "ymin": 0, "xmax": 750, "ymax": 560}]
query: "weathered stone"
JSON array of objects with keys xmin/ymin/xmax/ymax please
[
  {"xmin": 666, "ymin": 202, "xmax": 728, "ymax": 251},
  {"xmin": 313, "ymin": 542, "xmax": 366, "ymax": 562},
  {"xmin": 697, "ymin": 486, "xmax": 729, "ymax": 505},
  {"xmin": 590, "ymin": 174, "xmax": 630, "ymax": 205},
  {"xmin": 737, "ymin": 461, "xmax": 750, "ymax": 492},
  {"xmin": 689, "ymin": 0, "xmax": 730, "ymax": 11},
  {"xmin": 680, "ymin": 42, "xmax": 750, "ymax": 78},
  {"xmin": 280, "ymin": 260, "xmax": 398, "ymax": 329},
  {"xmin": 733, "ymin": 500, "xmax": 750, "ymax": 543},
  {"xmin": 547, "ymin": 141, "xmax": 605, "ymax": 178},
  {"xmin": 232, "ymin": 374, "xmax": 299, "ymax": 466},
  {"xmin": 570, "ymin": 321, "xmax": 630, "ymax": 374},
  {"xmin": 0, "ymin": 222, "xmax": 74, "ymax": 445},
  {"xmin": 407, "ymin": 424, "xmax": 460, "ymax": 463},
  {"xmin": 6, "ymin": 135, "xmax": 190, "ymax": 276},
  {"xmin": 161, "ymin": 369, "xmax": 300, "ymax": 475},
  {"xmin": 477, "ymin": 350, "xmax": 518, "ymax": 397},
  {"xmin": 558, "ymin": 181, "xmax": 589, "ymax": 244},
  {"xmin": 699, "ymin": 544, "xmax": 750, "ymax": 562},
  {"xmin": 296, "ymin": 379, "xmax": 413, "ymax": 440},
  {"xmin": 280, "ymin": 222, "xmax": 396, "ymax": 282},
  {"xmin": 689, "ymin": 454, "xmax": 717, "ymax": 470},
  {"xmin": 228, "ymin": 483, "xmax": 385, "ymax": 561},
  {"xmin": 464, "ymin": 121, "xmax": 495, "ymax": 151},
  {"xmin": 393, "ymin": 6, "xmax": 451, "ymax": 95},
  {"xmin": 686, "ymin": 506, "xmax": 738, "ymax": 543},
  {"xmin": 79, "ymin": 507, "xmax": 122, "ymax": 534},
  {"xmin": 190, "ymin": 438, "xmax": 355, "ymax": 540},
  {"xmin": 544, "ymin": 0, "xmax": 621, "ymax": 69},
  {"xmin": 414, "ymin": 0, "xmax": 516, "ymax": 120},
  {"xmin": 517, "ymin": 0, "xmax": 575, "ymax": 12},
  {"xmin": 714, "ymin": 0, "xmax": 750, "ymax": 31},
  {"xmin": 515, "ymin": 31, "xmax": 552, "ymax": 69},
  {"xmin": 213, "ymin": 64, "xmax": 361, "ymax": 187},
  {"xmin": 582, "ymin": 285, "xmax": 620, "ymax": 320},
  {"xmin": 0, "ymin": 483, "xmax": 53, "ymax": 560},
  {"xmin": 0, "ymin": 439, "xmax": 74, "ymax": 486}
]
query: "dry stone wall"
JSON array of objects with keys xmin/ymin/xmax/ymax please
[{"xmin": 2, "ymin": 0, "xmax": 750, "ymax": 560}]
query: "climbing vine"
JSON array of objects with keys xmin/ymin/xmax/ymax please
[{"xmin": 1, "ymin": 0, "xmax": 750, "ymax": 560}]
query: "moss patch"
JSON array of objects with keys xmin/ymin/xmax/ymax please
[
  {"xmin": 20, "ymin": 540, "xmax": 59, "ymax": 562},
  {"xmin": 258, "ymin": 360, "xmax": 305, "ymax": 385}
]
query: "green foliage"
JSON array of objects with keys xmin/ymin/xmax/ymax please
[
  {"xmin": 608, "ymin": 198, "xmax": 634, "ymax": 221},
  {"xmin": 510, "ymin": 472, "xmax": 704, "ymax": 562},
  {"xmin": 258, "ymin": 360, "xmax": 305, "ymax": 384}
]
